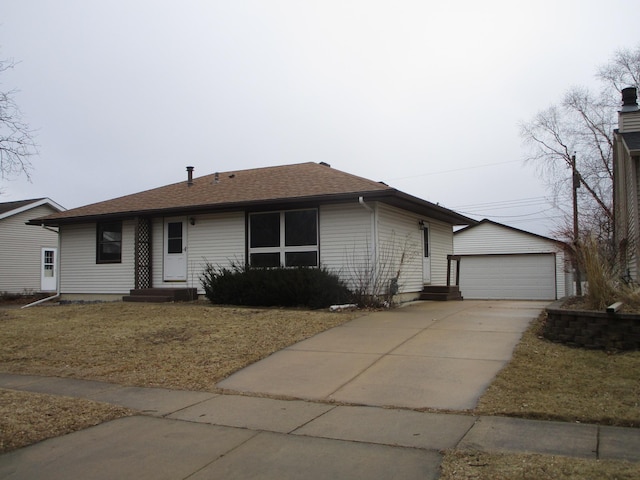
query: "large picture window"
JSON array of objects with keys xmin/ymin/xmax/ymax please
[
  {"xmin": 249, "ymin": 209, "xmax": 318, "ymax": 267},
  {"xmin": 97, "ymin": 221, "xmax": 122, "ymax": 263}
]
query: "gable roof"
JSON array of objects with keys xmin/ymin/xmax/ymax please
[
  {"xmin": 30, "ymin": 162, "xmax": 476, "ymax": 227},
  {"xmin": 0, "ymin": 198, "xmax": 65, "ymax": 221},
  {"xmin": 454, "ymin": 218, "xmax": 564, "ymax": 245}
]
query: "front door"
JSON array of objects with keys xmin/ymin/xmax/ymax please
[
  {"xmin": 422, "ymin": 224, "xmax": 431, "ymax": 284},
  {"xmin": 41, "ymin": 248, "xmax": 57, "ymax": 292},
  {"xmin": 163, "ymin": 218, "xmax": 187, "ymax": 281}
]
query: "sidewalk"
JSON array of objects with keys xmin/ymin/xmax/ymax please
[
  {"xmin": 2, "ymin": 300, "xmax": 639, "ymax": 479},
  {"xmin": 1, "ymin": 373, "xmax": 639, "ymax": 480}
]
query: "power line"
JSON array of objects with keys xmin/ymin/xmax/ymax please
[
  {"xmin": 450, "ymin": 196, "xmax": 548, "ymax": 209},
  {"xmin": 388, "ymin": 159, "xmax": 523, "ymax": 181},
  {"xmin": 456, "ymin": 207, "xmax": 557, "ymax": 219}
]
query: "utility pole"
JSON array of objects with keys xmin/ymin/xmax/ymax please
[{"xmin": 572, "ymin": 153, "xmax": 582, "ymax": 296}]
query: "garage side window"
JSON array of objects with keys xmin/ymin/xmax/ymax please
[
  {"xmin": 97, "ymin": 221, "xmax": 122, "ymax": 263},
  {"xmin": 249, "ymin": 209, "xmax": 318, "ymax": 267}
]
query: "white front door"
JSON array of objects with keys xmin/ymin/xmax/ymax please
[
  {"xmin": 422, "ymin": 224, "xmax": 431, "ymax": 284},
  {"xmin": 163, "ymin": 218, "xmax": 187, "ymax": 281},
  {"xmin": 41, "ymin": 248, "xmax": 57, "ymax": 292}
]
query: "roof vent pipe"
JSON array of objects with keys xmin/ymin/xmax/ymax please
[
  {"xmin": 186, "ymin": 166, "xmax": 194, "ymax": 186},
  {"xmin": 621, "ymin": 87, "xmax": 639, "ymax": 112}
]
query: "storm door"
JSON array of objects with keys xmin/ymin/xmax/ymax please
[
  {"xmin": 41, "ymin": 247, "xmax": 57, "ymax": 291},
  {"xmin": 163, "ymin": 218, "xmax": 187, "ymax": 281},
  {"xmin": 422, "ymin": 224, "xmax": 431, "ymax": 284}
]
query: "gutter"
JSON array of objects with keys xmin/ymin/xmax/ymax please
[{"xmin": 22, "ymin": 294, "xmax": 60, "ymax": 309}]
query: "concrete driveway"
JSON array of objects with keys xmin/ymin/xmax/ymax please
[{"xmin": 217, "ymin": 300, "xmax": 549, "ymax": 410}]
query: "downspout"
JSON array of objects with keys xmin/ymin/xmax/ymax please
[
  {"xmin": 358, "ymin": 196, "xmax": 377, "ymax": 293},
  {"xmin": 22, "ymin": 225, "xmax": 61, "ymax": 308}
]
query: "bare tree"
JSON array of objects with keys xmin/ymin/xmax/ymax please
[
  {"xmin": 0, "ymin": 56, "xmax": 37, "ymax": 183},
  {"xmin": 520, "ymin": 44, "xmax": 640, "ymax": 247}
]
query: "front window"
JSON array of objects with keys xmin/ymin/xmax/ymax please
[
  {"xmin": 97, "ymin": 221, "xmax": 122, "ymax": 263},
  {"xmin": 249, "ymin": 209, "xmax": 318, "ymax": 267}
]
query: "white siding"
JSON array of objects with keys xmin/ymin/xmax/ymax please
[
  {"xmin": 429, "ymin": 220, "xmax": 454, "ymax": 285},
  {"xmin": 152, "ymin": 212, "xmax": 245, "ymax": 292},
  {"xmin": 319, "ymin": 203, "xmax": 373, "ymax": 290},
  {"xmin": 376, "ymin": 204, "xmax": 423, "ymax": 293},
  {"xmin": 0, "ymin": 205, "xmax": 60, "ymax": 293},
  {"xmin": 319, "ymin": 202, "xmax": 454, "ymax": 295},
  {"xmin": 455, "ymin": 222, "xmax": 559, "ymax": 255},
  {"xmin": 60, "ymin": 220, "xmax": 136, "ymax": 294},
  {"xmin": 620, "ymin": 111, "xmax": 640, "ymax": 133}
]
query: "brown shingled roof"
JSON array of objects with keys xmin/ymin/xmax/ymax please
[{"xmin": 31, "ymin": 162, "xmax": 475, "ymax": 226}]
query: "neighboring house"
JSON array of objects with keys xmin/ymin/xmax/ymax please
[
  {"xmin": 28, "ymin": 162, "xmax": 476, "ymax": 302},
  {"xmin": 0, "ymin": 198, "xmax": 65, "ymax": 294},
  {"xmin": 613, "ymin": 86, "xmax": 640, "ymax": 283},
  {"xmin": 454, "ymin": 219, "xmax": 572, "ymax": 300}
]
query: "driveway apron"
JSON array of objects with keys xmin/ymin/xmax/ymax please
[{"xmin": 216, "ymin": 300, "xmax": 549, "ymax": 410}]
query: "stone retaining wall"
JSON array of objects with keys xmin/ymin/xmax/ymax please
[{"xmin": 544, "ymin": 299, "xmax": 640, "ymax": 350}]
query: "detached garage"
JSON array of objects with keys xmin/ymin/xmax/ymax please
[{"xmin": 453, "ymin": 220, "xmax": 572, "ymax": 300}]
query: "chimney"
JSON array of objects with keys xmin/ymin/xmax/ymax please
[
  {"xmin": 619, "ymin": 87, "xmax": 640, "ymax": 133},
  {"xmin": 186, "ymin": 166, "xmax": 194, "ymax": 186},
  {"xmin": 621, "ymin": 87, "xmax": 639, "ymax": 113}
]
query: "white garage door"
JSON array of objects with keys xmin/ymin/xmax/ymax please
[{"xmin": 459, "ymin": 254, "xmax": 556, "ymax": 300}]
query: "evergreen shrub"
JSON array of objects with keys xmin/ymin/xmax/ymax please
[{"xmin": 200, "ymin": 262, "xmax": 352, "ymax": 309}]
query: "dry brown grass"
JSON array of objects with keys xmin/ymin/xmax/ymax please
[
  {"xmin": 2, "ymin": 300, "xmax": 639, "ymax": 479},
  {"xmin": 0, "ymin": 388, "xmax": 132, "ymax": 453},
  {"xmin": 475, "ymin": 313, "xmax": 640, "ymax": 427},
  {"xmin": 0, "ymin": 302, "xmax": 358, "ymax": 391},
  {"xmin": 0, "ymin": 301, "xmax": 358, "ymax": 452},
  {"xmin": 440, "ymin": 450, "xmax": 640, "ymax": 479}
]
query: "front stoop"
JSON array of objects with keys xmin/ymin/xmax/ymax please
[
  {"xmin": 419, "ymin": 286, "xmax": 463, "ymax": 301},
  {"xmin": 123, "ymin": 288, "xmax": 198, "ymax": 303}
]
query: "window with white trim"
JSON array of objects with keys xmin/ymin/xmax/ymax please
[{"xmin": 249, "ymin": 209, "xmax": 318, "ymax": 267}]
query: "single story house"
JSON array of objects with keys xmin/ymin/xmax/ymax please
[
  {"xmin": 453, "ymin": 219, "xmax": 572, "ymax": 300},
  {"xmin": 0, "ymin": 198, "xmax": 65, "ymax": 294},
  {"xmin": 613, "ymin": 86, "xmax": 640, "ymax": 282},
  {"xmin": 29, "ymin": 162, "xmax": 476, "ymax": 302}
]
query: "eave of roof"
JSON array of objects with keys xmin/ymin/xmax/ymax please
[
  {"xmin": 27, "ymin": 163, "xmax": 476, "ymax": 227},
  {"xmin": 0, "ymin": 198, "xmax": 65, "ymax": 221},
  {"xmin": 618, "ymin": 131, "xmax": 640, "ymax": 155}
]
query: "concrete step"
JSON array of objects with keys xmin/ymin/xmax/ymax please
[
  {"xmin": 123, "ymin": 288, "xmax": 198, "ymax": 303},
  {"xmin": 419, "ymin": 286, "xmax": 463, "ymax": 301},
  {"xmin": 122, "ymin": 295, "xmax": 174, "ymax": 303}
]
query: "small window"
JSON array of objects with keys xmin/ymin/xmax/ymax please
[
  {"xmin": 285, "ymin": 251, "xmax": 318, "ymax": 267},
  {"xmin": 285, "ymin": 210, "xmax": 317, "ymax": 246},
  {"xmin": 250, "ymin": 252, "xmax": 281, "ymax": 268},
  {"xmin": 167, "ymin": 222, "xmax": 183, "ymax": 254},
  {"xmin": 97, "ymin": 221, "xmax": 122, "ymax": 263},
  {"xmin": 250, "ymin": 212, "xmax": 281, "ymax": 248}
]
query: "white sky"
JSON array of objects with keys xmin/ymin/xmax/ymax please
[{"xmin": 2, "ymin": 0, "xmax": 639, "ymax": 236}]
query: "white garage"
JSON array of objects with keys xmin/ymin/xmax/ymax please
[{"xmin": 454, "ymin": 220, "xmax": 572, "ymax": 301}]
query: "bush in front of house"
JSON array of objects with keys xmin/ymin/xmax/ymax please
[{"xmin": 200, "ymin": 262, "xmax": 352, "ymax": 309}]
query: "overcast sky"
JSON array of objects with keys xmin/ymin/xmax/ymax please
[{"xmin": 2, "ymin": 1, "xmax": 639, "ymax": 236}]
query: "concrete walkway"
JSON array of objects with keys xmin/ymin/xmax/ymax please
[
  {"xmin": 218, "ymin": 300, "xmax": 546, "ymax": 410},
  {"xmin": 1, "ymin": 301, "xmax": 639, "ymax": 479}
]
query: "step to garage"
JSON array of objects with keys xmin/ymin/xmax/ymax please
[{"xmin": 419, "ymin": 286, "xmax": 463, "ymax": 301}]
